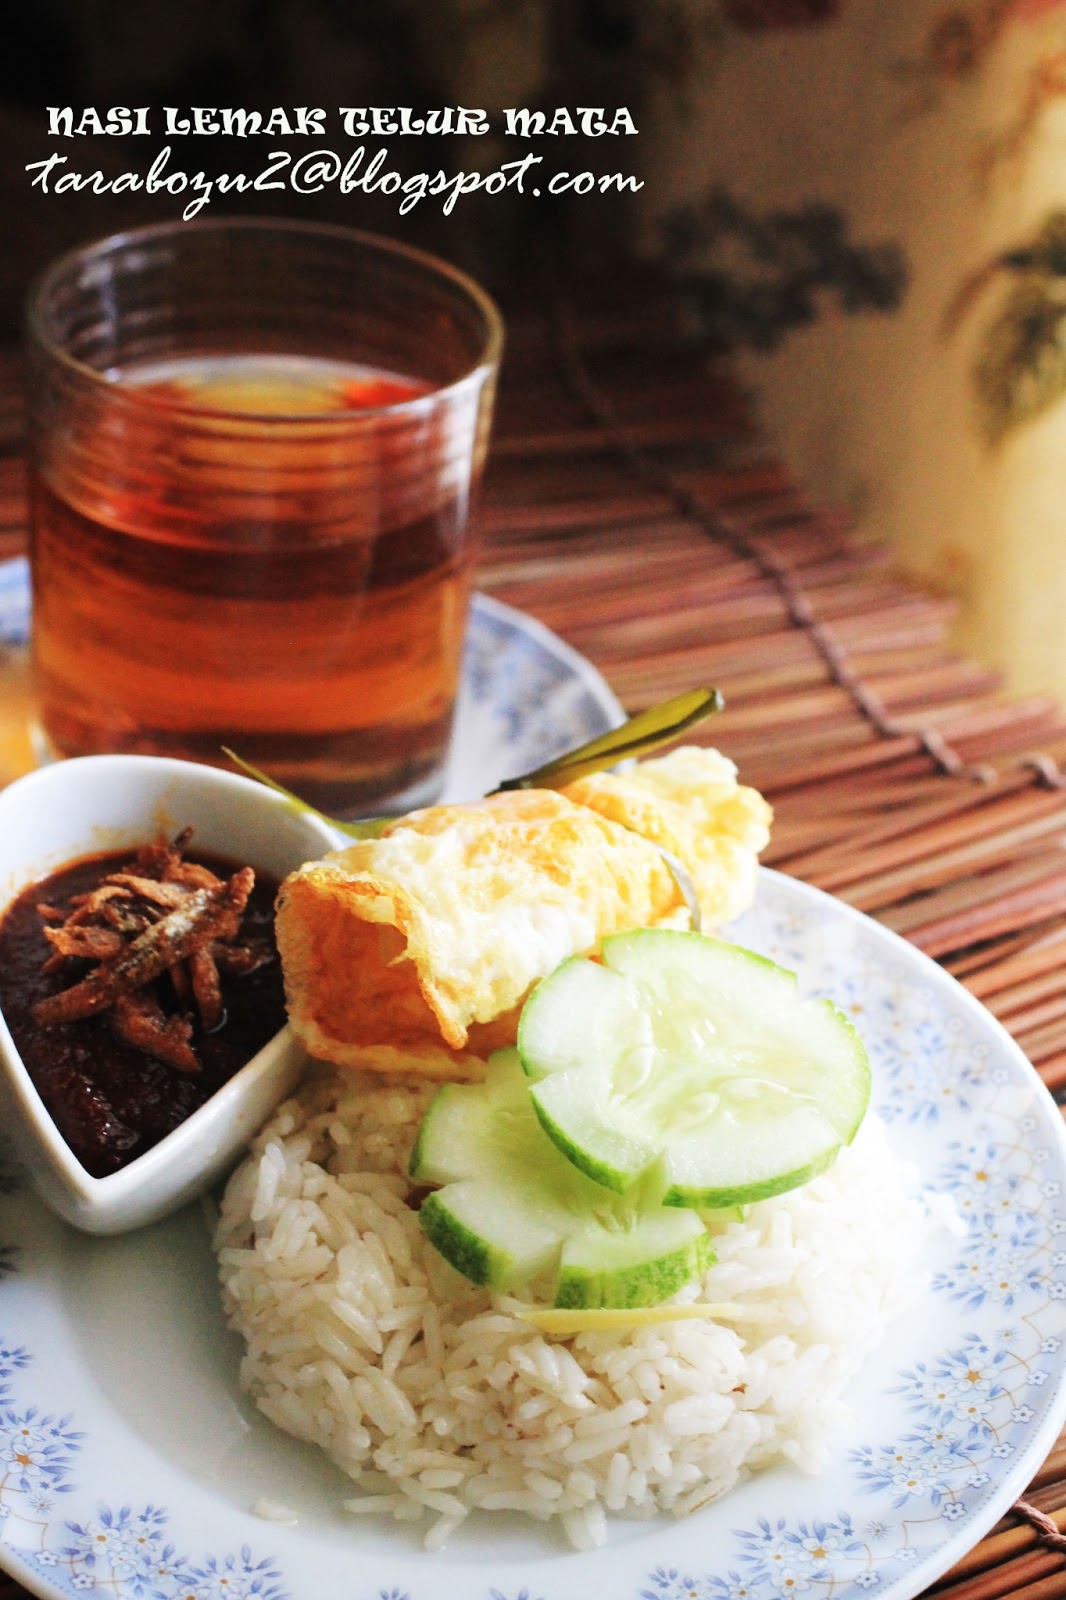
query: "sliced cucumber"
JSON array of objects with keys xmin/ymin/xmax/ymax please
[
  {"xmin": 410, "ymin": 1049, "xmax": 712, "ymax": 1307},
  {"xmin": 517, "ymin": 929, "xmax": 869, "ymax": 1209}
]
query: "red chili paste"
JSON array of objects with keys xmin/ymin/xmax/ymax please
[{"xmin": 0, "ymin": 842, "xmax": 285, "ymax": 1178}]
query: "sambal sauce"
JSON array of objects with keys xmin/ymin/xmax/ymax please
[{"xmin": 0, "ymin": 833, "xmax": 286, "ymax": 1177}]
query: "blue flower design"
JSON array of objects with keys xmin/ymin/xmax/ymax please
[
  {"xmin": 702, "ymin": 1575, "xmax": 752, "ymax": 1600},
  {"xmin": 643, "ymin": 1570, "xmax": 717, "ymax": 1600},
  {"xmin": 0, "ymin": 1343, "xmax": 293, "ymax": 1600},
  {"xmin": 875, "ymin": 1015, "xmax": 987, "ymax": 1126},
  {"xmin": 60, "ymin": 1502, "xmax": 173, "ymax": 1585},
  {"xmin": 645, "ymin": 1512, "xmax": 888, "ymax": 1600},
  {"xmin": 892, "ymin": 1336, "xmax": 1009, "ymax": 1431},
  {"xmin": 462, "ymin": 596, "xmax": 619, "ymax": 781},
  {"xmin": 734, "ymin": 1514, "xmax": 865, "ymax": 1583},
  {"xmin": 179, "ymin": 1546, "xmax": 290, "ymax": 1600},
  {"xmin": 0, "ymin": 1406, "xmax": 83, "ymax": 1490},
  {"xmin": 850, "ymin": 1424, "xmax": 977, "ymax": 1509},
  {"xmin": 0, "ymin": 1341, "xmax": 31, "ymax": 1374},
  {"xmin": 0, "ymin": 1341, "xmax": 30, "ymax": 1405},
  {"xmin": 933, "ymin": 1241, "xmax": 1045, "ymax": 1310}
]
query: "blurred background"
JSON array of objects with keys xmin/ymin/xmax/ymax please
[{"xmin": 5, "ymin": 0, "xmax": 1066, "ymax": 705}]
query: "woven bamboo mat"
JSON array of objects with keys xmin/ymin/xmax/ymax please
[{"xmin": 2, "ymin": 288, "xmax": 1066, "ymax": 1599}]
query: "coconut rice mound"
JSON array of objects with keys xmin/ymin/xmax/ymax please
[{"xmin": 215, "ymin": 1068, "xmax": 926, "ymax": 1551}]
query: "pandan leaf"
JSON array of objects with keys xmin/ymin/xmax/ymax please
[
  {"xmin": 225, "ymin": 685, "xmax": 724, "ymax": 838},
  {"xmin": 494, "ymin": 687, "xmax": 723, "ymax": 791},
  {"xmin": 974, "ymin": 276, "xmax": 1066, "ymax": 442},
  {"xmin": 221, "ymin": 749, "xmax": 392, "ymax": 840}
]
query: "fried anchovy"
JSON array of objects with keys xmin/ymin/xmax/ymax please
[
  {"xmin": 102, "ymin": 873, "xmax": 194, "ymax": 908},
  {"xmin": 33, "ymin": 868, "xmax": 254, "ymax": 1027},
  {"xmin": 42, "ymin": 923, "xmax": 125, "ymax": 971},
  {"xmin": 111, "ymin": 992, "xmax": 199, "ymax": 1074},
  {"xmin": 188, "ymin": 944, "xmax": 224, "ymax": 1032},
  {"xmin": 165, "ymin": 861, "xmax": 224, "ymax": 891}
]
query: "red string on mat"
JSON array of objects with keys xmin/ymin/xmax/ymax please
[
  {"xmin": 549, "ymin": 295, "xmax": 996, "ymax": 784},
  {"xmin": 1011, "ymin": 1499, "xmax": 1066, "ymax": 1555},
  {"xmin": 1024, "ymin": 753, "xmax": 1066, "ymax": 791}
]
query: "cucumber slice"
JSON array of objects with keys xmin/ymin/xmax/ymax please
[
  {"xmin": 517, "ymin": 929, "xmax": 869, "ymax": 1209},
  {"xmin": 410, "ymin": 1050, "xmax": 712, "ymax": 1307}
]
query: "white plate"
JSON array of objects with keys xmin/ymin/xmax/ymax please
[
  {"xmin": 0, "ymin": 559, "xmax": 625, "ymax": 802},
  {"xmin": 2, "ymin": 867, "xmax": 1066, "ymax": 1600}
]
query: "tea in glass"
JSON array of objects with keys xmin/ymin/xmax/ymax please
[{"xmin": 25, "ymin": 222, "xmax": 502, "ymax": 815}]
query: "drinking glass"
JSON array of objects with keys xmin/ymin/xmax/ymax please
[{"xmin": 25, "ymin": 219, "xmax": 503, "ymax": 815}]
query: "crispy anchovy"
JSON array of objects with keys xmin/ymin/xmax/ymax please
[
  {"xmin": 97, "ymin": 899, "xmax": 154, "ymax": 936},
  {"xmin": 33, "ymin": 868, "xmax": 255, "ymax": 1028},
  {"xmin": 165, "ymin": 860, "xmax": 224, "ymax": 891},
  {"xmin": 103, "ymin": 873, "xmax": 195, "ymax": 908},
  {"xmin": 111, "ymin": 993, "xmax": 199, "ymax": 1074},
  {"xmin": 64, "ymin": 883, "xmax": 133, "ymax": 927},
  {"xmin": 188, "ymin": 944, "xmax": 224, "ymax": 1032},
  {"xmin": 43, "ymin": 923, "xmax": 126, "ymax": 971}
]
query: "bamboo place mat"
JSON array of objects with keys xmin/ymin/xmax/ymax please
[{"xmin": 3, "ymin": 287, "xmax": 1066, "ymax": 1600}]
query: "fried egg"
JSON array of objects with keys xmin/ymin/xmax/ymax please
[{"xmin": 275, "ymin": 747, "xmax": 772, "ymax": 1079}]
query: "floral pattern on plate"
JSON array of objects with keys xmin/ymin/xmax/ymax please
[
  {"xmin": 444, "ymin": 592, "xmax": 624, "ymax": 798},
  {"xmin": 2, "ymin": 853, "xmax": 1066, "ymax": 1600},
  {"xmin": 630, "ymin": 1332, "xmax": 1066, "ymax": 1597},
  {"xmin": 0, "ymin": 1347, "xmax": 288, "ymax": 1600}
]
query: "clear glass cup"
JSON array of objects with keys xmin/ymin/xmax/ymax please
[{"xmin": 24, "ymin": 219, "xmax": 503, "ymax": 816}]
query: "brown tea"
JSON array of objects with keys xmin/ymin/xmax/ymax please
[{"xmin": 29, "ymin": 355, "xmax": 473, "ymax": 815}]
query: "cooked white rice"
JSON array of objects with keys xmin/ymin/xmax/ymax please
[{"xmin": 215, "ymin": 1068, "xmax": 926, "ymax": 1551}]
